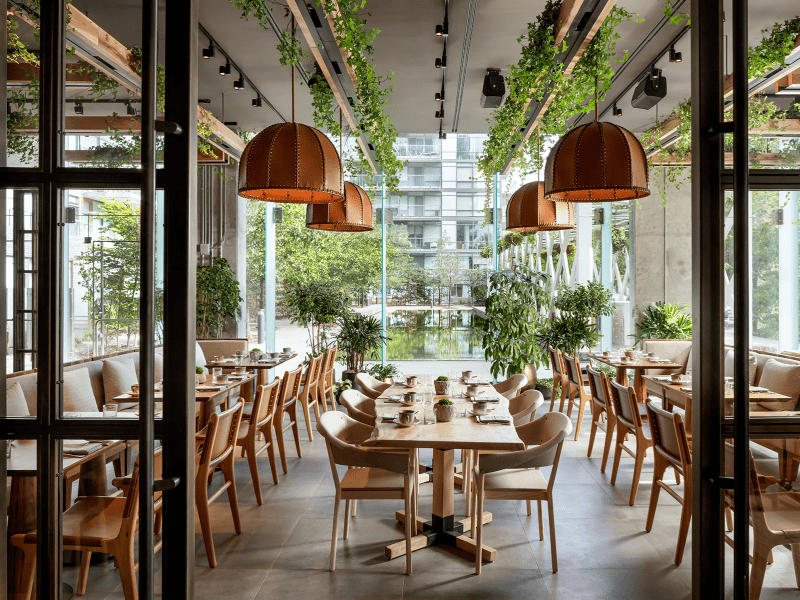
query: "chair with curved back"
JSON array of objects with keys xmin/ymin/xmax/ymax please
[
  {"xmin": 548, "ymin": 346, "xmax": 569, "ymax": 412},
  {"xmin": 564, "ymin": 354, "xmax": 592, "ymax": 440},
  {"xmin": 355, "ymin": 372, "xmax": 391, "ymax": 399},
  {"xmin": 317, "ymin": 411, "xmax": 417, "ymax": 574},
  {"xmin": 195, "ymin": 401, "xmax": 244, "ymax": 567},
  {"xmin": 12, "ymin": 448, "xmax": 164, "ymax": 600},
  {"xmin": 317, "ymin": 344, "xmax": 338, "ymax": 411},
  {"xmin": 236, "ymin": 378, "xmax": 282, "ymax": 504},
  {"xmin": 297, "ymin": 353, "xmax": 324, "ymax": 441},
  {"xmin": 274, "ymin": 364, "xmax": 303, "ymax": 473},
  {"xmin": 644, "ymin": 401, "xmax": 692, "ymax": 565},
  {"xmin": 340, "ymin": 388, "xmax": 377, "ymax": 426},
  {"xmin": 471, "ymin": 412, "xmax": 573, "ymax": 574},
  {"xmin": 586, "ymin": 366, "xmax": 617, "ymax": 471},
  {"xmin": 492, "ymin": 373, "xmax": 527, "ymax": 400},
  {"xmin": 608, "ymin": 380, "xmax": 653, "ymax": 505}
]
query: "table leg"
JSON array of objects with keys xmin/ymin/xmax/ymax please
[
  {"xmin": 386, "ymin": 448, "xmax": 497, "ymax": 562},
  {"xmin": 616, "ymin": 367, "xmax": 628, "ymax": 387},
  {"xmin": 76, "ymin": 454, "xmax": 109, "ymax": 497},
  {"xmin": 633, "ymin": 370, "xmax": 647, "ymax": 404}
]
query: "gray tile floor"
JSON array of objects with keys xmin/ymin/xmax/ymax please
[{"xmin": 64, "ymin": 398, "xmax": 800, "ymax": 600}]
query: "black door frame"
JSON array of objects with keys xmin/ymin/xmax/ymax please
[{"xmin": 0, "ymin": 1, "xmax": 198, "ymax": 598}]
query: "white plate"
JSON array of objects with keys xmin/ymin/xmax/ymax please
[
  {"xmin": 393, "ymin": 417, "xmax": 420, "ymax": 427},
  {"xmin": 468, "ymin": 408, "xmax": 495, "ymax": 416}
]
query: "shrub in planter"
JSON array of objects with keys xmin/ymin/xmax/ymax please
[
  {"xmin": 195, "ymin": 365, "xmax": 206, "ymax": 385},
  {"xmin": 434, "ymin": 376, "xmax": 450, "ymax": 395},
  {"xmin": 434, "ymin": 398, "xmax": 456, "ymax": 422},
  {"xmin": 534, "ymin": 377, "xmax": 553, "ymax": 401}
]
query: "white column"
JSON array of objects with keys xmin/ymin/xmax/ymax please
[
  {"xmin": 779, "ymin": 191, "xmax": 799, "ymax": 351},
  {"xmin": 574, "ymin": 203, "xmax": 593, "ymax": 284}
]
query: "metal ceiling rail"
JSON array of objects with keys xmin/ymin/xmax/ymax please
[
  {"xmin": 436, "ymin": 0, "xmax": 448, "ymax": 136},
  {"xmin": 501, "ymin": 0, "xmax": 617, "ymax": 175},
  {"xmin": 199, "ymin": 22, "xmax": 286, "ymax": 122},
  {"xmin": 451, "ymin": 0, "xmax": 478, "ymax": 133},
  {"xmin": 287, "ymin": 0, "xmax": 379, "ymax": 173}
]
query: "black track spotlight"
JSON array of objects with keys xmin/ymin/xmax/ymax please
[
  {"xmin": 435, "ymin": 21, "xmax": 448, "ymax": 36},
  {"xmin": 252, "ymin": 96, "xmax": 262, "ymax": 108},
  {"xmin": 435, "ymin": 54, "xmax": 446, "ymax": 69},
  {"xmin": 202, "ymin": 42, "xmax": 215, "ymax": 59},
  {"xmin": 650, "ymin": 67, "xmax": 662, "ymax": 80},
  {"xmin": 439, "ymin": 122, "xmax": 446, "ymax": 140},
  {"xmin": 614, "ymin": 103, "xmax": 622, "ymax": 117},
  {"xmin": 234, "ymin": 75, "xmax": 244, "ymax": 90},
  {"xmin": 126, "ymin": 101, "xmax": 136, "ymax": 116},
  {"xmin": 669, "ymin": 45, "xmax": 682, "ymax": 63},
  {"xmin": 219, "ymin": 61, "xmax": 231, "ymax": 76},
  {"xmin": 435, "ymin": 107, "xmax": 444, "ymax": 119},
  {"xmin": 74, "ymin": 101, "xmax": 83, "ymax": 115}
]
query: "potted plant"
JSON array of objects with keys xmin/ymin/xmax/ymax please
[
  {"xmin": 284, "ymin": 282, "xmax": 349, "ymax": 355},
  {"xmin": 534, "ymin": 377, "xmax": 553, "ymax": 401},
  {"xmin": 434, "ymin": 375, "xmax": 450, "ymax": 395},
  {"xmin": 632, "ymin": 302, "xmax": 692, "ymax": 347},
  {"xmin": 333, "ymin": 379, "xmax": 353, "ymax": 404},
  {"xmin": 249, "ymin": 347, "xmax": 262, "ymax": 362},
  {"xmin": 366, "ymin": 362, "xmax": 400, "ymax": 384},
  {"xmin": 195, "ymin": 366, "xmax": 206, "ymax": 385},
  {"xmin": 196, "ymin": 257, "xmax": 243, "ymax": 338},
  {"xmin": 483, "ymin": 264, "xmax": 552, "ymax": 380},
  {"xmin": 434, "ymin": 398, "xmax": 456, "ymax": 422},
  {"xmin": 334, "ymin": 310, "xmax": 389, "ymax": 392}
]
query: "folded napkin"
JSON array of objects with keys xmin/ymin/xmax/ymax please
[
  {"xmin": 750, "ymin": 386, "xmax": 770, "ymax": 393},
  {"xmin": 470, "ymin": 396, "xmax": 499, "ymax": 403},
  {"xmin": 649, "ymin": 358, "xmax": 673, "ymax": 364},
  {"xmin": 257, "ymin": 359, "xmax": 277, "ymax": 363},
  {"xmin": 680, "ymin": 387, "xmax": 693, "ymax": 393},
  {"xmin": 476, "ymin": 415, "xmax": 511, "ymax": 424},
  {"xmin": 63, "ymin": 440, "xmax": 104, "ymax": 455},
  {"xmin": 196, "ymin": 385, "xmax": 223, "ymax": 391},
  {"xmin": 652, "ymin": 376, "xmax": 673, "ymax": 382},
  {"xmin": 381, "ymin": 413, "xmax": 399, "ymax": 422}
]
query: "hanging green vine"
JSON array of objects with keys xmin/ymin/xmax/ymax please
[{"xmin": 748, "ymin": 18, "xmax": 800, "ymax": 79}]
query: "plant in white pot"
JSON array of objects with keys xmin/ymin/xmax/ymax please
[{"xmin": 434, "ymin": 398, "xmax": 456, "ymax": 422}]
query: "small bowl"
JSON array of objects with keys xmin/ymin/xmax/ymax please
[
  {"xmin": 462, "ymin": 370, "xmax": 473, "ymax": 380},
  {"xmin": 471, "ymin": 400, "xmax": 491, "ymax": 415}
]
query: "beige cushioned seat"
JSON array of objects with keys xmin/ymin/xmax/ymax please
[
  {"xmin": 643, "ymin": 340, "xmax": 692, "ymax": 375},
  {"xmin": 7, "ymin": 381, "xmax": 29, "ymax": 416},
  {"xmin": 756, "ymin": 358, "xmax": 800, "ymax": 411},
  {"xmin": 103, "ymin": 357, "xmax": 139, "ymax": 405},
  {"xmin": 723, "ymin": 349, "xmax": 757, "ymax": 385},
  {"xmin": 64, "ymin": 368, "xmax": 100, "ymax": 413}
]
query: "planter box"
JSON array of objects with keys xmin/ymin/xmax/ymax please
[{"xmin": 434, "ymin": 380, "xmax": 450, "ymax": 395}]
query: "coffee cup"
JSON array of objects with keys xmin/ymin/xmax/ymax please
[
  {"xmin": 397, "ymin": 410, "xmax": 416, "ymax": 425},
  {"xmin": 465, "ymin": 383, "xmax": 481, "ymax": 398},
  {"xmin": 234, "ymin": 366, "xmax": 247, "ymax": 375},
  {"xmin": 462, "ymin": 370, "xmax": 473, "ymax": 380},
  {"xmin": 647, "ymin": 351, "xmax": 656, "ymax": 358},
  {"xmin": 670, "ymin": 373, "xmax": 683, "ymax": 383},
  {"xmin": 213, "ymin": 356, "xmax": 223, "ymax": 363},
  {"xmin": 402, "ymin": 392, "xmax": 417, "ymax": 405},
  {"xmin": 215, "ymin": 374, "xmax": 229, "ymax": 384},
  {"xmin": 406, "ymin": 376, "xmax": 419, "ymax": 387},
  {"xmin": 130, "ymin": 384, "xmax": 140, "ymax": 394},
  {"xmin": 270, "ymin": 352, "xmax": 280, "ymax": 359},
  {"xmin": 471, "ymin": 400, "xmax": 491, "ymax": 415},
  {"xmin": 283, "ymin": 347, "xmax": 292, "ymax": 354},
  {"xmin": 619, "ymin": 356, "xmax": 630, "ymax": 364},
  {"xmin": 602, "ymin": 350, "xmax": 610, "ymax": 357}
]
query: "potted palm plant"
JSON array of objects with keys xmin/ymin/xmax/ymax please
[
  {"xmin": 366, "ymin": 362, "xmax": 400, "ymax": 384},
  {"xmin": 334, "ymin": 311, "xmax": 389, "ymax": 392}
]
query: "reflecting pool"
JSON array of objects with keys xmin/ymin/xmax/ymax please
[{"xmin": 384, "ymin": 308, "xmax": 485, "ymax": 360}]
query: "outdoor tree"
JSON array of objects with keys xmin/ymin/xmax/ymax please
[
  {"xmin": 284, "ymin": 282, "xmax": 349, "ymax": 354},
  {"xmin": 465, "ymin": 266, "xmax": 489, "ymax": 306},
  {"xmin": 196, "ymin": 257, "xmax": 243, "ymax": 338},
  {"xmin": 245, "ymin": 201, "xmax": 266, "ymax": 321},
  {"xmin": 76, "ymin": 198, "xmax": 146, "ymax": 351},
  {"xmin": 433, "ymin": 232, "xmax": 463, "ymax": 306}
]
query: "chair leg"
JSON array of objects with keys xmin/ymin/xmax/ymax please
[
  {"xmin": 17, "ymin": 543, "xmax": 36, "ymax": 600},
  {"xmin": 116, "ymin": 550, "xmax": 138, "ymax": 600},
  {"xmin": 587, "ymin": 406, "xmax": 599, "ymax": 457},
  {"xmin": 221, "ymin": 457, "xmax": 242, "ymax": 534},
  {"xmin": 675, "ymin": 498, "xmax": 692, "ymax": 565},
  {"xmin": 343, "ymin": 499, "xmax": 351, "ymax": 539},
  {"xmin": 547, "ymin": 498, "xmax": 558, "ymax": 574},
  {"xmin": 725, "ymin": 507, "xmax": 734, "ymax": 532},
  {"xmin": 566, "ymin": 388, "xmax": 576, "ymax": 418},
  {"xmin": 263, "ymin": 427, "xmax": 279, "ymax": 485},
  {"xmin": 629, "ymin": 447, "xmax": 646, "ymax": 506},
  {"xmin": 549, "ymin": 384, "xmax": 557, "ymax": 412},
  {"xmin": 351, "ymin": 499, "xmax": 357, "ymax": 516},
  {"xmin": 330, "ymin": 495, "xmax": 341, "ymax": 571},
  {"xmin": 558, "ymin": 383, "xmax": 568, "ymax": 413},
  {"xmin": 526, "ymin": 499, "xmax": 531, "ymax": 516},
  {"xmin": 475, "ymin": 482, "xmax": 485, "ymax": 575},
  {"xmin": 790, "ymin": 543, "xmax": 800, "ymax": 588},
  {"xmin": 600, "ymin": 417, "xmax": 615, "ymax": 473},
  {"xmin": 574, "ymin": 392, "xmax": 589, "ymax": 441},
  {"xmin": 464, "ymin": 450, "xmax": 472, "ymax": 516},
  {"xmin": 537, "ymin": 501, "xmax": 544, "ymax": 540},
  {"xmin": 196, "ymin": 483, "xmax": 217, "ymax": 568},
  {"xmin": 154, "ymin": 510, "xmax": 163, "ymax": 534},
  {"xmin": 312, "ymin": 391, "xmax": 322, "ymax": 420},
  {"xmin": 274, "ymin": 419, "xmax": 289, "ymax": 474},
  {"xmin": 750, "ymin": 541, "xmax": 771, "ymax": 600},
  {"xmin": 244, "ymin": 440, "xmax": 263, "ymax": 505},
  {"xmin": 645, "ymin": 456, "xmax": 668, "ymax": 532},
  {"xmin": 610, "ymin": 426, "xmax": 625, "ymax": 486},
  {"xmin": 77, "ymin": 550, "xmax": 92, "ymax": 595},
  {"xmin": 288, "ymin": 406, "xmax": 303, "ymax": 457},
  {"xmin": 300, "ymin": 399, "xmax": 315, "ymax": 442}
]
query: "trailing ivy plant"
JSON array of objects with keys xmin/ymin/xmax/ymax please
[
  {"xmin": 748, "ymin": 18, "xmax": 800, "ymax": 79},
  {"xmin": 482, "ymin": 264, "xmax": 552, "ymax": 379},
  {"xmin": 196, "ymin": 257, "xmax": 243, "ymax": 338}
]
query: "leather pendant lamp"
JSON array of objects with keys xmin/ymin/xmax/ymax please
[
  {"xmin": 237, "ymin": 16, "xmax": 344, "ymax": 204},
  {"xmin": 506, "ymin": 181, "xmax": 574, "ymax": 232},
  {"xmin": 544, "ymin": 121, "xmax": 650, "ymax": 202},
  {"xmin": 306, "ymin": 181, "xmax": 373, "ymax": 231}
]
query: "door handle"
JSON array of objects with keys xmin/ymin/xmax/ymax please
[{"xmin": 153, "ymin": 477, "xmax": 180, "ymax": 492}]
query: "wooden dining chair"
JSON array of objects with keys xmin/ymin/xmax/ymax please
[
  {"xmin": 586, "ymin": 366, "xmax": 617, "ymax": 472},
  {"xmin": 548, "ymin": 346, "xmax": 568, "ymax": 412},
  {"xmin": 236, "ymin": 379, "xmax": 281, "ymax": 504},
  {"xmin": 492, "ymin": 373, "xmax": 528, "ymax": 400},
  {"xmin": 12, "ymin": 448, "xmax": 164, "ymax": 600},
  {"xmin": 317, "ymin": 411, "xmax": 417, "ymax": 574},
  {"xmin": 298, "ymin": 353, "xmax": 323, "ymax": 441},
  {"xmin": 354, "ymin": 372, "xmax": 391, "ymax": 399},
  {"xmin": 339, "ymin": 388, "xmax": 377, "ymax": 426},
  {"xmin": 608, "ymin": 379, "xmax": 653, "ymax": 505},
  {"xmin": 195, "ymin": 401, "xmax": 244, "ymax": 568},
  {"xmin": 318, "ymin": 344, "xmax": 338, "ymax": 411},
  {"xmin": 564, "ymin": 353, "xmax": 592, "ymax": 440},
  {"xmin": 274, "ymin": 364, "xmax": 303, "ymax": 472},
  {"xmin": 471, "ymin": 412, "xmax": 572, "ymax": 574},
  {"xmin": 644, "ymin": 401, "xmax": 692, "ymax": 565}
]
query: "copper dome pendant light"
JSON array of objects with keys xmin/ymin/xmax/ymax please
[
  {"xmin": 238, "ymin": 16, "xmax": 344, "ymax": 204},
  {"xmin": 544, "ymin": 72, "xmax": 650, "ymax": 202},
  {"xmin": 507, "ymin": 128, "xmax": 575, "ymax": 232},
  {"xmin": 307, "ymin": 111, "xmax": 374, "ymax": 231}
]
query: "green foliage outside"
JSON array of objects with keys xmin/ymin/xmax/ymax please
[
  {"xmin": 633, "ymin": 302, "xmax": 692, "ymax": 347},
  {"xmin": 335, "ymin": 311, "xmax": 389, "ymax": 372},
  {"xmin": 284, "ymin": 283, "xmax": 349, "ymax": 354},
  {"xmin": 537, "ymin": 281, "xmax": 615, "ymax": 356},
  {"xmin": 196, "ymin": 257, "xmax": 243, "ymax": 338},
  {"xmin": 483, "ymin": 265, "xmax": 552, "ymax": 379}
]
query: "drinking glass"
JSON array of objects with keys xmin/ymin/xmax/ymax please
[
  {"xmin": 102, "ymin": 404, "xmax": 118, "ymax": 418},
  {"xmin": 449, "ymin": 371, "xmax": 459, "ymax": 397},
  {"xmin": 423, "ymin": 391, "xmax": 433, "ymax": 424},
  {"xmin": 212, "ymin": 367, "xmax": 223, "ymax": 380}
]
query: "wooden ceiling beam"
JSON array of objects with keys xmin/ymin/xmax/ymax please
[{"xmin": 65, "ymin": 147, "xmax": 228, "ymax": 165}]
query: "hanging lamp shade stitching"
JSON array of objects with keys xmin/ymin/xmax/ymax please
[
  {"xmin": 238, "ymin": 122, "xmax": 344, "ymax": 203},
  {"xmin": 306, "ymin": 181, "xmax": 374, "ymax": 231},
  {"xmin": 545, "ymin": 121, "xmax": 650, "ymax": 202},
  {"xmin": 506, "ymin": 182, "xmax": 574, "ymax": 232}
]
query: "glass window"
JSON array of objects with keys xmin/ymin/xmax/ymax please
[
  {"xmin": 456, "ymin": 165, "xmax": 474, "ymax": 189},
  {"xmin": 402, "ymin": 163, "xmax": 442, "ymax": 187}
]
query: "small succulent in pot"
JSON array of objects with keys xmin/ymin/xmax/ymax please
[
  {"xmin": 249, "ymin": 347, "xmax": 262, "ymax": 361},
  {"xmin": 195, "ymin": 366, "xmax": 206, "ymax": 385},
  {"xmin": 434, "ymin": 398, "xmax": 456, "ymax": 422},
  {"xmin": 434, "ymin": 375, "xmax": 450, "ymax": 395}
]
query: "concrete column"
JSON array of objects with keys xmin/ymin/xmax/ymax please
[
  {"xmin": 264, "ymin": 204, "xmax": 276, "ymax": 351},
  {"xmin": 600, "ymin": 204, "xmax": 612, "ymax": 350},
  {"xmin": 216, "ymin": 162, "xmax": 247, "ymax": 339},
  {"xmin": 778, "ymin": 191, "xmax": 799, "ymax": 351}
]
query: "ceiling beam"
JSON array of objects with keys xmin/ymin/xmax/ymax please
[
  {"xmin": 651, "ymin": 152, "xmax": 788, "ymax": 167},
  {"xmin": 7, "ymin": 62, "xmax": 94, "ymax": 90},
  {"xmin": 286, "ymin": 0, "xmax": 379, "ymax": 174},
  {"xmin": 500, "ymin": 0, "xmax": 618, "ymax": 175},
  {"xmin": 7, "ymin": 3, "xmax": 244, "ymax": 159},
  {"xmin": 65, "ymin": 147, "xmax": 228, "ymax": 164}
]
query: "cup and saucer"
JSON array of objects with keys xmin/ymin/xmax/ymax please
[{"xmin": 394, "ymin": 409, "xmax": 419, "ymax": 427}]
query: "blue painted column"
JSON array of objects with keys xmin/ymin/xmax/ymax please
[
  {"xmin": 779, "ymin": 191, "xmax": 799, "ymax": 351},
  {"xmin": 493, "ymin": 171, "xmax": 499, "ymax": 272},
  {"xmin": 381, "ymin": 176, "xmax": 387, "ymax": 364},
  {"xmin": 600, "ymin": 204, "xmax": 612, "ymax": 351},
  {"xmin": 264, "ymin": 203, "xmax": 276, "ymax": 352}
]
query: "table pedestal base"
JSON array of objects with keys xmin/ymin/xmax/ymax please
[{"xmin": 386, "ymin": 510, "xmax": 496, "ymax": 561}]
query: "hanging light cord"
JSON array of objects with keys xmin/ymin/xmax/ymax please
[{"xmin": 291, "ymin": 15, "xmax": 295, "ymax": 123}]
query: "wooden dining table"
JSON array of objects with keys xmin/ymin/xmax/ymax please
[
  {"xmin": 362, "ymin": 377, "xmax": 524, "ymax": 564},
  {"xmin": 7, "ymin": 438, "xmax": 125, "ymax": 596},
  {"xmin": 206, "ymin": 352, "xmax": 298, "ymax": 387},
  {"xmin": 588, "ymin": 353, "xmax": 684, "ymax": 405}
]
